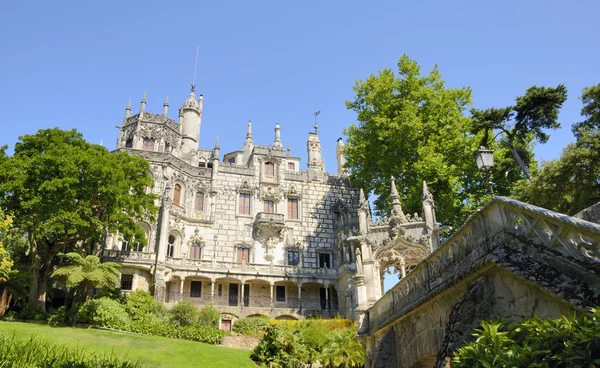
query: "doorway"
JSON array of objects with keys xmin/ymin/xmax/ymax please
[{"xmin": 229, "ymin": 284, "xmax": 238, "ymax": 306}]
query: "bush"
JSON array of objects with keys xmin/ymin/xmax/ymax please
[
  {"xmin": 125, "ymin": 290, "xmax": 165, "ymax": 321},
  {"xmin": 169, "ymin": 300, "xmax": 200, "ymax": 327},
  {"xmin": 47, "ymin": 306, "xmax": 67, "ymax": 326},
  {"xmin": 179, "ymin": 324, "xmax": 226, "ymax": 345},
  {"xmin": 127, "ymin": 317, "xmax": 178, "ymax": 338},
  {"xmin": 198, "ymin": 305, "xmax": 221, "ymax": 328},
  {"xmin": 233, "ymin": 316, "xmax": 270, "ymax": 336},
  {"xmin": 78, "ymin": 297, "xmax": 129, "ymax": 330},
  {"xmin": 453, "ymin": 308, "xmax": 600, "ymax": 367},
  {"xmin": 0, "ymin": 334, "xmax": 140, "ymax": 367}
]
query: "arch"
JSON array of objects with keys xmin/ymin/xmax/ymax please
[
  {"xmin": 274, "ymin": 314, "xmax": 298, "ymax": 320},
  {"xmin": 167, "ymin": 234, "xmax": 176, "ymax": 257},
  {"xmin": 125, "ymin": 138, "xmax": 133, "ymax": 148},
  {"xmin": 173, "ymin": 184, "xmax": 182, "ymax": 205},
  {"xmin": 195, "ymin": 191, "xmax": 205, "ymax": 212},
  {"xmin": 142, "ymin": 137, "xmax": 155, "ymax": 151},
  {"xmin": 246, "ymin": 314, "xmax": 269, "ymax": 319}
]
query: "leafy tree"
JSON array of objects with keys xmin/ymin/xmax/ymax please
[
  {"xmin": 51, "ymin": 252, "xmax": 120, "ymax": 305},
  {"xmin": 471, "ymin": 84, "xmax": 568, "ymax": 179},
  {"xmin": 344, "ymin": 54, "xmax": 490, "ymax": 227},
  {"xmin": 321, "ymin": 329, "xmax": 365, "ymax": 368},
  {"xmin": 516, "ymin": 84, "xmax": 600, "ymax": 215},
  {"xmin": 572, "ymin": 83, "xmax": 600, "ymax": 138},
  {"xmin": 0, "ymin": 208, "xmax": 16, "ymax": 316},
  {"xmin": 0, "ymin": 128, "xmax": 158, "ymax": 312}
]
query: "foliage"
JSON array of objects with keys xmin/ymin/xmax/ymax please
[
  {"xmin": 77, "ymin": 297, "xmax": 129, "ymax": 330},
  {"xmin": 572, "ymin": 83, "xmax": 600, "ymax": 138},
  {"xmin": 343, "ymin": 54, "xmax": 487, "ymax": 227},
  {"xmin": 0, "ymin": 333, "xmax": 141, "ymax": 368},
  {"xmin": 179, "ymin": 324, "xmax": 226, "ymax": 345},
  {"xmin": 251, "ymin": 319, "xmax": 363, "ymax": 367},
  {"xmin": 169, "ymin": 300, "xmax": 200, "ymax": 326},
  {"xmin": 516, "ymin": 84, "xmax": 600, "ymax": 215},
  {"xmin": 471, "ymin": 84, "xmax": 568, "ymax": 179},
  {"xmin": 0, "ymin": 128, "xmax": 158, "ymax": 312},
  {"xmin": 1, "ymin": 322, "xmax": 255, "ymax": 368},
  {"xmin": 124, "ymin": 290, "xmax": 166, "ymax": 321},
  {"xmin": 198, "ymin": 304, "xmax": 221, "ymax": 328},
  {"xmin": 321, "ymin": 329, "xmax": 365, "ymax": 368},
  {"xmin": 0, "ymin": 208, "xmax": 14, "ymax": 283},
  {"xmin": 52, "ymin": 252, "xmax": 120, "ymax": 300},
  {"xmin": 452, "ymin": 308, "xmax": 600, "ymax": 367},
  {"xmin": 233, "ymin": 316, "xmax": 271, "ymax": 336}
]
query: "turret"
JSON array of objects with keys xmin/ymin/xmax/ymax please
[
  {"xmin": 139, "ymin": 92, "xmax": 146, "ymax": 117},
  {"xmin": 124, "ymin": 99, "xmax": 131, "ymax": 120},
  {"xmin": 307, "ymin": 123, "xmax": 325, "ymax": 180},
  {"xmin": 245, "ymin": 121, "xmax": 253, "ymax": 146},
  {"xmin": 336, "ymin": 138, "xmax": 347, "ymax": 175},
  {"xmin": 162, "ymin": 96, "xmax": 169, "ymax": 117},
  {"xmin": 212, "ymin": 137, "xmax": 220, "ymax": 172},
  {"xmin": 273, "ymin": 123, "xmax": 283, "ymax": 147},
  {"xmin": 390, "ymin": 176, "xmax": 408, "ymax": 223},
  {"xmin": 180, "ymin": 87, "xmax": 203, "ymax": 157}
]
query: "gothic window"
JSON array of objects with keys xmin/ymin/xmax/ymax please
[
  {"xmin": 228, "ymin": 157, "xmax": 236, "ymax": 164},
  {"xmin": 167, "ymin": 235, "xmax": 176, "ymax": 257},
  {"xmin": 288, "ymin": 198, "xmax": 299, "ymax": 219},
  {"xmin": 288, "ymin": 250, "xmax": 299, "ymax": 266},
  {"xmin": 121, "ymin": 274, "xmax": 133, "ymax": 290},
  {"xmin": 237, "ymin": 247, "xmax": 250, "ymax": 263},
  {"xmin": 173, "ymin": 184, "xmax": 182, "ymax": 206},
  {"xmin": 264, "ymin": 162, "xmax": 275, "ymax": 177},
  {"xmin": 239, "ymin": 193, "xmax": 251, "ymax": 215},
  {"xmin": 276, "ymin": 285, "xmax": 286, "ymax": 302},
  {"xmin": 195, "ymin": 192, "xmax": 205, "ymax": 212},
  {"xmin": 142, "ymin": 138, "xmax": 155, "ymax": 151},
  {"xmin": 288, "ymin": 162, "xmax": 295, "ymax": 170},
  {"xmin": 319, "ymin": 252, "xmax": 332, "ymax": 268},
  {"xmin": 190, "ymin": 242, "xmax": 201, "ymax": 259},
  {"xmin": 121, "ymin": 240, "xmax": 142, "ymax": 252},
  {"xmin": 125, "ymin": 138, "xmax": 133, "ymax": 148},
  {"xmin": 264, "ymin": 200, "xmax": 274, "ymax": 213}
]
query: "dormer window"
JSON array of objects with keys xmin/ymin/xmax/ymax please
[
  {"xmin": 142, "ymin": 138, "xmax": 155, "ymax": 151},
  {"xmin": 264, "ymin": 162, "xmax": 275, "ymax": 177},
  {"xmin": 228, "ymin": 157, "xmax": 236, "ymax": 164}
]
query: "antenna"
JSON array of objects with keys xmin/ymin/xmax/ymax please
[
  {"xmin": 313, "ymin": 110, "xmax": 321, "ymax": 133},
  {"xmin": 191, "ymin": 46, "xmax": 199, "ymax": 92}
]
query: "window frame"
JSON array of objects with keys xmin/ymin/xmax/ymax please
[
  {"xmin": 275, "ymin": 285, "xmax": 286, "ymax": 302},
  {"xmin": 287, "ymin": 250, "xmax": 300, "ymax": 266},
  {"xmin": 195, "ymin": 191, "xmax": 205, "ymax": 212},
  {"xmin": 167, "ymin": 235, "xmax": 176, "ymax": 257},
  {"xmin": 264, "ymin": 162, "xmax": 275, "ymax": 178},
  {"xmin": 121, "ymin": 274, "xmax": 133, "ymax": 290},
  {"xmin": 173, "ymin": 184, "xmax": 182, "ymax": 206},
  {"xmin": 287, "ymin": 162, "xmax": 295, "ymax": 170},
  {"xmin": 263, "ymin": 199, "xmax": 275, "ymax": 213},
  {"xmin": 142, "ymin": 137, "xmax": 155, "ymax": 151},
  {"xmin": 319, "ymin": 252, "xmax": 332, "ymax": 268},
  {"xmin": 238, "ymin": 192, "xmax": 251, "ymax": 216},
  {"xmin": 237, "ymin": 247, "xmax": 250, "ymax": 263},
  {"xmin": 287, "ymin": 198, "xmax": 299, "ymax": 220}
]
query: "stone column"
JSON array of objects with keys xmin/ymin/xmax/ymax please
[
  {"xmin": 240, "ymin": 281, "xmax": 245, "ymax": 308},
  {"xmin": 400, "ymin": 257, "xmax": 406, "ymax": 278},
  {"xmin": 270, "ymin": 282, "xmax": 274, "ymax": 308},
  {"xmin": 179, "ymin": 278, "xmax": 184, "ymax": 301},
  {"xmin": 325, "ymin": 283, "xmax": 330, "ymax": 311},
  {"xmin": 297, "ymin": 283, "xmax": 302, "ymax": 309},
  {"xmin": 210, "ymin": 280, "xmax": 215, "ymax": 304}
]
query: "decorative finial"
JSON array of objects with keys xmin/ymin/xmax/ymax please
[
  {"xmin": 273, "ymin": 123, "xmax": 282, "ymax": 147},
  {"xmin": 246, "ymin": 121, "xmax": 253, "ymax": 139},
  {"xmin": 125, "ymin": 99, "xmax": 131, "ymax": 119},
  {"xmin": 140, "ymin": 92, "xmax": 147, "ymax": 113},
  {"xmin": 390, "ymin": 176, "xmax": 408, "ymax": 223},
  {"xmin": 313, "ymin": 111, "xmax": 320, "ymax": 133},
  {"xmin": 390, "ymin": 176, "xmax": 398, "ymax": 196},
  {"xmin": 163, "ymin": 96, "xmax": 169, "ymax": 116},
  {"xmin": 287, "ymin": 146, "xmax": 291, "ymax": 156},
  {"xmin": 214, "ymin": 136, "xmax": 220, "ymax": 149},
  {"xmin": 359, "ymin": 188, "xmax": 366, "ymax": 203}
]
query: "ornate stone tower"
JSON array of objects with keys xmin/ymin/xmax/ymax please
[
  {"xmin": 180, "ymin": 88, "xmax": 203, "ymax": 158},
  {"xmin": 307, "ymin": 124, "xmax": 325, "ymax": 180}
]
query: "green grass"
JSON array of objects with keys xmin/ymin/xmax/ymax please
[{"xmin": 0, "ymin": 321, "xmax": 256, "ymax": 368}]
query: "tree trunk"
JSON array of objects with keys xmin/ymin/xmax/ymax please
[
  {"xmin": 0, "ymin": 287, "xmax": 8, "ymax": 316},
  {"xmin": 509, "ymin": 144, "xmax": 531, "ymax": 180}
]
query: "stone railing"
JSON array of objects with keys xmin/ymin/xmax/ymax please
[
  {"xmin": 101, "ymin": 249, "xmax": 156, "ymax": 264},
  {"xmin": 164, "ymin": 257, "xmax": 339, "ymax": 278},
  {"xmin": 365, "ymin": 197, "xmax": 600, "ymax": 333}
]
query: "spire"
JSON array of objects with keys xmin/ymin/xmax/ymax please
[
  {"xmin": 214, "ymin": 136, "xmax": 220, "ymax": 150},
  {"xmin": 124, "ymin": 99, "xmax": 131, "ymax": 119},
  {"xmin": 246, "ymin": 121, "xmax": 253, "ymax": 141},
  {"xmin": 390, "ymin": 176, "xmax": 408, "ymax": 223},
  {"xmin": 287, "ymin": 146, "xmax": 291, "ymax": 157},
  {"xmin": 163, "ymin": 96, "xmax": 169, "ymax": 117},
  {"xmin": 198, "ymin": 94, "xmax": 204, "ymax": 110},
  {"xmin": 273, "ymin": 123, "xmax": 282, "ymax": 147},
  {"xmin": 422, "ymin": 181, "xmax": 434, "ymax": 203},
  {"xmin": 140, "ymin": 92, "xmax": 147, "ymax": 114},
  {"xmin": 359, "ymin": 188, "xmax": 366, "ymax": 204}
]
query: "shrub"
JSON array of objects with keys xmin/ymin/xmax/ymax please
[
  {"xmin": 453, "ymin": 308, "xmax": 600, "ymax": 367},
  {"xmin": 0, "ymin": 334, "xmax": 140, "ymax": 367},
  {"xmin": 251, "ymin": 326, "xmax": 312, "ymax": 367},
  {"xmin": 125, "ymin": 290, "xmax": 163, "ymax": 321},
  {"xmin": 198, "ymin": 305, "xmax": 221, "ymax": 328},
  {"xmin": 179, "ymin": 324, "xmax": 226, "ymax": 345},
  {"xmin": 233, "ymin": 316, "xmax": 270, "ymax": 336},
  {"xmin": 169, "ymin": 300, "xmax": 200, "ymax": 327},
  {"xmin": 127, "ymin": 318, "xmax": 178, "ymax": 338},
  {"xmin": 78, "ymin": 297, "xmax": 129, "ymax": 330},
  {"xmin": 47, "ymin": 306, "xmax": 67, "ymax": 326}
]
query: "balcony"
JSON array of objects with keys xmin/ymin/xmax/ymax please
[
  {"xmin": 254, "ymin": 212, "xmax": 285, "ymax": 233},
  {"xmin": 101, "ymin": 249, "xmax": 156, "ymax": 264}
]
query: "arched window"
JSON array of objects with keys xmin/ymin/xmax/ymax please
[
  {"xmin": 190, "ymin": 242, "xmax": 201, "ymax": 259},
  {"xmin": 264, "ymin": 162, "xmax": 275, "ymax": 177},
  {"xmin": 173, "ymin": 184, "xmax": 182, "ymax": 205},
  {"xmin": 142, "ymin": 138, "xmax": 155, "ymax": 151},
  {"xmin": 125, "ymin": 138, "xmax": 133, "ymax": 148},
  {"xmin": 167, "ymin": 235, "xmax": 175, "ymax": 257},
  {"xmin": 195, "ymin": 192, "xmax": 205, "ymax": 212}
]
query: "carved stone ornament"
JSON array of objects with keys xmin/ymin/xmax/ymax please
[{"xmin": 187, "ymin": 228, "xmax": 205, "ymax": 249}]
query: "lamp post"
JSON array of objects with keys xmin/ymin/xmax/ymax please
[{"xmin": 475, "ymin": 146, "xmax": 494, "ymax": 194}]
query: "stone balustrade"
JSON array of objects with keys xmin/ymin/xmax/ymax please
[
  {"xmin": 101, "ymin": 249, "xmax": 156, "ymax": 264},
  {"xmin": 364, "ymin": 196, "xmax": 600, "ymax": 334}
]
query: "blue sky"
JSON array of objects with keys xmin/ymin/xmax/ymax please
[{"xmin": 1, "ymin": 1, "xmax": 598, "ymax": 291}]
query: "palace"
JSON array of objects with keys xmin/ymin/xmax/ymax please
[{"xmin": 102, "ymin": 87, "xmax": 440, "ymax": 329}]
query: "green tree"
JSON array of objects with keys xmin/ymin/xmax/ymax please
[
  {"xmin": 344, "ymin": 54, "xmax": 488, "ymax": 227},
  {"xmin": 470, "ymin": 84, "xmax": 568, "ymax": 179},
  {"xmin": 51, "ymin": 252, "xmax": 120, "ymax": 304},
  {"xmin": 321, "ymin": 329, "xmax": 365, "ymax": 368},
  {"xmin": 516, "ymin": 84, "xmax": 600, "ymax": 215},
  {"xmin": 0, "ymin": 128, "xmax": 158, "ymax": 312}
]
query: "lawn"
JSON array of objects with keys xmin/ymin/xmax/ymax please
[{"xmin": 0, "ymin": 321, "xmax": 256, "ymax": 368}]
